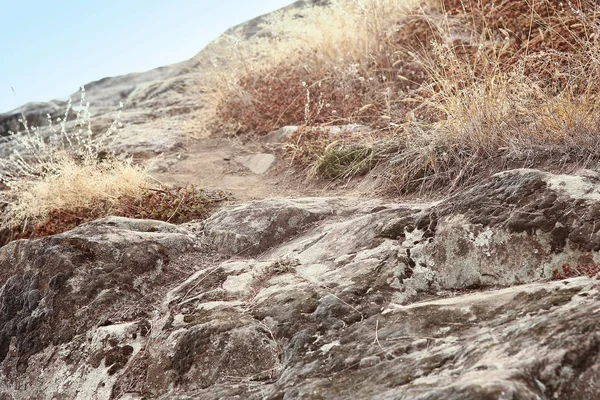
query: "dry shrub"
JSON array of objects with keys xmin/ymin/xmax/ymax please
[
  {"xmin": 0, "ymin": 90, "xmax": 228, "ymax": 244},
  {"xmin": 439, "ymin": 0, "xmax": 598, "ymax": 59},
  {"xmin": 217, "ymin": 65, "xmax": 384, "ymax": 134},
  {"xmin": 2, "ymin": 155, "xmax": 228, "ymax": 244},
  {"xmin": 387, "ymin": 0, "xmax": 600, "ymax": 192},
  {"xmin": 552, "ymin": 252, "xmax": 600, "ymax": 280},
  {"xmin": 209, "ymin": 0, "xmax": 423, "ymax": 134},
  {"xmin": 0, "ymin": 89, "xmax": 149, "ymax": 231},
  {"xmin": 204, "ymin": 0, "xmax": 600, "ymax": 193},
  {"xmin": 4, "ymin": 157, "xmax": 150, "ymax": 229}
]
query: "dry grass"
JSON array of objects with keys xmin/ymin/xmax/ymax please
[
  {"xmin": 202, "ymin": 0, "xmax": 600, "ymax": 193},
  {"xmin": 203, "ymin": 0, "xmax": 422, "ymax": 134},
  {"xmin": 0, "ymin": 89, "xmax": 150, "ymax": 232},
  {"xmin": 313, "ymin": 142, "xmax": 391, "ymax": 180},
  {"xmin": 5, "ymin": 157, "xmax": 150, "ymax": 228},
  {"xmin": 388, "ymin": 0, "xmax": 600, "ymax": 192},
  {"xmin": 13, "ymin": 185, "xmax": 228, "ymax": 241},
  {"xmin": 0, "ymin": 93, "xmax": 228, "ymax": 245}
]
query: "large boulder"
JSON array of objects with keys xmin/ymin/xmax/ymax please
[
  {"xmin": 1, "ymin": 169, "xmax": 600, "ymax": 399},
  {"xmin": 202, "ymin": 197, "xmax": 382, "ymax": 256},
  {"xmin": 0, "ymin": 217, "xmax": 196, "ymax": 399}
]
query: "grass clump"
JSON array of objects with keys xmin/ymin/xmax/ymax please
[
  {"xmin": 0, "ymin": 88, "xmax": 141, "ymax": 230},
  {"xmin": 4, "ymin": 157, "xmax": 149, "ymax": 229},
  {"xmin": 0, "ymin": 88, "xmax": 227, "ymax": 245},
  {"xmin": 283, "ymin": 125, "xmax": 395, "ymax": 180},
  {"xmin": 315, "ymin": 145, "xmax": 375, "ymax": 179},
  {"xmin": 205, "ymin": 0, "xmax": 422, "ymax": 134},
  {"xmin": 389, "ymin": 0, "xmax": 600, "ymax": 192},
  {"xmin": 314, "ymin": 142, "xmax": 394, "ymax": 180},
  {"xmin": 18, "ymin": 185, "xmax": 228, "ymax": 240},
  {"xmin": 283, "ymin": 126, "xmax": 335, "ymax": 167},
  {"xmin": 203, "ymin": 0, "xmax": 600, "ymax": 193}
]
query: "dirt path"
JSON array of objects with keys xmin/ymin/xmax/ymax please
[
  {"xmin": 149, "ymin": 136, "xmax": 351, "ymax": 201},
  {"xmin": 111, "ymin": 93, "xmax": 376, "ymax": 202}
]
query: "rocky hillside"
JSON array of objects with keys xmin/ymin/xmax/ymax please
[
  {"xmin": 1, "ymin": 1, "xmax": 600, "ymax": 399},
  {"xmin": 1, "ymin": 169, "xmax": 600, "ymax": 399}
]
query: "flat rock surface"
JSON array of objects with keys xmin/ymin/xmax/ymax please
[{"xmin": 235, "ymin": 153, "xmax": 276, "ymax": 175}]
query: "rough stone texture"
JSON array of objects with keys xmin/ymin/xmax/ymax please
[
  {"xmin": 0, "ymin": 217, "xmax": 196, "ymax": 399},
  {"xmin": 223, "ymin": 0, "xmax": 330, "ymax": 40},
  {"xmin": 0, "ymin": 100, "xmax": 68, "ymax": 137},
  {"xmin": 260, "ymin": 126, "xmax": 299, "ymax": 144},
  {"xmin": 202, "ymin": 197, "xmax": 380, "ymax": 256},
  {"xmin": 261, "ymin": 124, "xmax": 373, "ymax": 145},
  {"xmin": 0, "ymin": 38, "xmax": 202, "ymax": 161},
  {"xmin": 1, "ymin": 170, "xmax": 600, "ymax": 399}
]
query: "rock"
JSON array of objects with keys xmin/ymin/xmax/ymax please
[
  {"xmin": 265, "ymin": 277, "xmax": 600, "ymax": 400},
  {"xmin": 0, "ymin": 49, "xmax": 201, "ymax": 161},
  {"xmin": 202, "ymin": 197, "xmax": 372, "ymax": 255},
  {"xmin": 235, "ymin": 153, "xmax": 276, "ymax": 174},
  {"xmin": 261, "ymin": 126, "xmax": 298, "ymax": 144},
  {"xmin": 2, "ymin": 170, "xmax": 600, "ymax": 398},
  {"xmin": 0, "ymin": 100, "xmax": 67, "ymax": 137},
  {"xmin": 222, "ymin": 0, "xmax": 330, "ymax": 40},
  {"xmin": 261, "ymin": 124, "xmax": 373, "ymax": 145},
  {"xmin": 0, "ymin": 217, "xmax": 196, "ymax": 399},
  {"xmin": 411, "ymin": 169, "xmax": 600, "ymax": 291}
]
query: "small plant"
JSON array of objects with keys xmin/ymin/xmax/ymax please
[
  {"xmin": 0, "ymin": 86, "xmax": 121, "ymax": 181},
  {"xmin": 315, "ymin": 143, "xmax": 385, "ymax": 180},
  {"xmin": 552, "ymin": 255, "xmax": 600, "ymax": 280},
  {"xmin": 314, "ymin": 144, "xmax": 373, "ymax": 179},
  {"xmin": 282, "ymin": 126, "xmax": 332, "ymax": 167},
  {"xmin": 123, "ymin": 185, "xmax": 228, "ymax": 224}
]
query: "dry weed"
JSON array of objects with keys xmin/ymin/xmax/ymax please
[
  {"xmin": 0, "ymin": 88, "xmax": 228, "ymax": 242},
  {"xmin": 5, "ymin": 157, "xmax": 150, "ymax": 229},
  {"xmin": 0, "ymin": 88, "xmax": 148, "ymax": 230},
  {"xmin": 205, "ymin": 0, "xmax": 422, "ymax": 134},
  {"xmin": 199, "ymin": 0, "xmax": 600, "ymax": 193}
]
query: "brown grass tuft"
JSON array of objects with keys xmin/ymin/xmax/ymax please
[
  {"xmin": 201, "ymin": 0, "xmax": 600, "ymax": 194},
  {"xmin": 11, "ymin": 185, "xmax": 228, "ymax": 241},
  {"xmin": 0, "ymin": 90, "xmax": 229, "ymax": 246}
]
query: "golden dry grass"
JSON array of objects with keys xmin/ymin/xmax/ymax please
[
  {"xmin": 201, "ymin": 0, "xmax": 422, "ymax": 133},
  {"xmin": 4, "ymin": 157, "xmax": 150, "ymax": 228},
  {"xmin": 202, "ymin": 0, "xmax": 600, "ymax": 193},
  {"xmin": 0, "ymin": 91, "xmax": 151, "ymax": 230}
]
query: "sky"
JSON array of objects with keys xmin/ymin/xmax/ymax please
[{"xmin": 0, "ymin": 0, "xmax": 294, "ymax": 113}]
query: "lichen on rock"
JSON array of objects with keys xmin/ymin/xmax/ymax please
[{"xmin": 1, "ymin": 170, "xmax": 600, "ymax": 399}]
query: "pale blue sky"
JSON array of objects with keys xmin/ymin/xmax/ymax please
[{"xmin": 1, "ymin": 0, "xmax": 293, "ymax": 112}]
